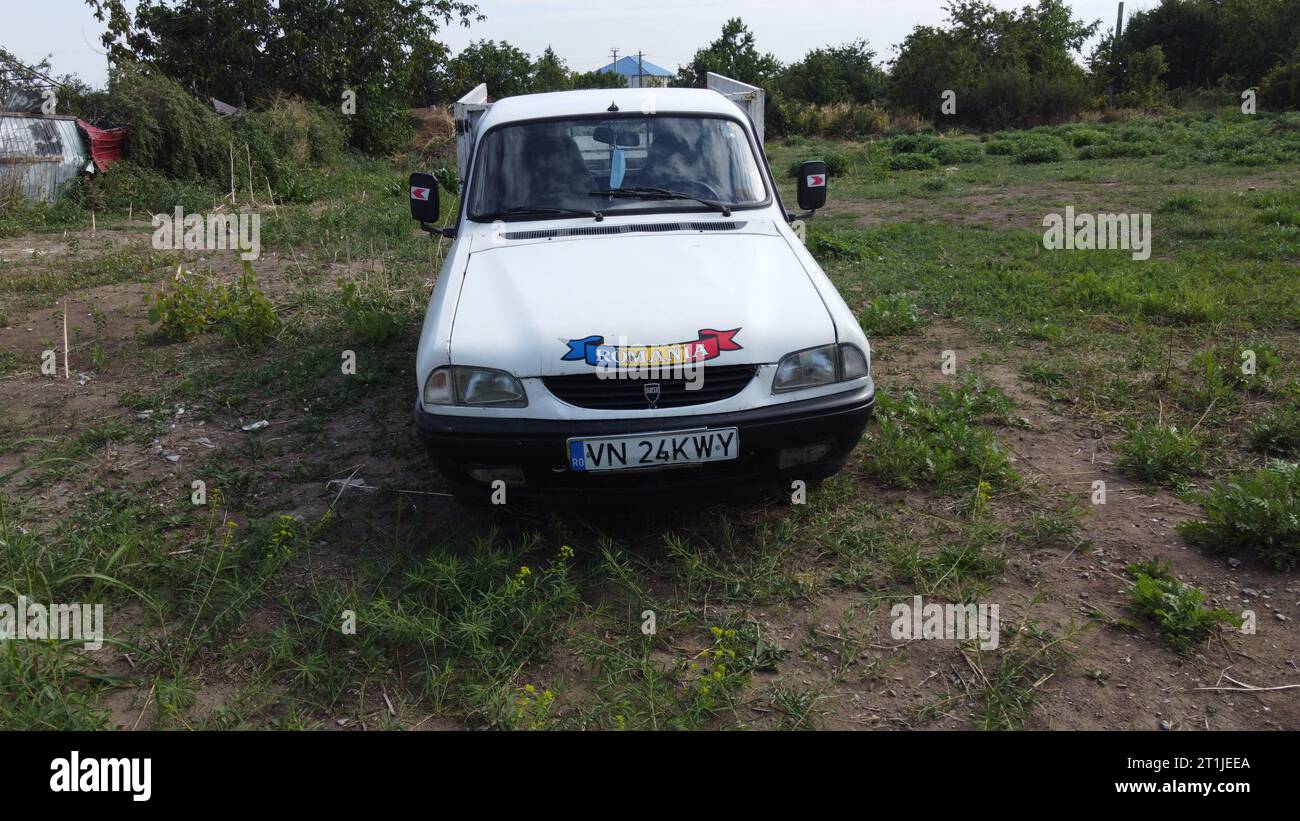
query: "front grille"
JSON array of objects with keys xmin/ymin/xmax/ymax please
[{"xmin": 542, "ymin": 365, "xmax": 757, "ymax": 410}]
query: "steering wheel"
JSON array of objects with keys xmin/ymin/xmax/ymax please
[{"xmin": 654, "ymin": 178, "xmax": 723, "ymax": 201}]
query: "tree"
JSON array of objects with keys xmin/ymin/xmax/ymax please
[
  {"xmin": 889, "ymin": 0, "xmax": 1097, "ymax": 126},
  {"xmin": 675, "ymin": 18, "xmax": 781, "ymax": 88},
  {"xmin": 1117, "ymin": 0, "xmax": 1222, "ymax": 89},
  {"xmin": 779, "ymin": 40, "xmax": 887, "ymax": 105},
  {"xmin": 1114, "ymin": 0, "xmax": 1300, "ymax": 91},
  {"xmin": 438, "ymin": 39, "xmax": 533, "ymax": 101},
  {"xmin": 570, "ymin": 69, "xmax": 627, "ymax": 91},
  {"xmin": 83, "ymin": 0, "xmax": 482, "ymax": 153},
  {"xmin": 530, "ymin": 46, "xmax": 571, "ymax": 93}
]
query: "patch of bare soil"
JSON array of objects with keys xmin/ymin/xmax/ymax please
[{"xmin": 757, "ymin": 323, "xmax": 1300, "ymax": 730}]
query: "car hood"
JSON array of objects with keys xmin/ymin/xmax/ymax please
[{"xmin": 449, "ymin": 230, "xmax": 836, "ymax": 377}]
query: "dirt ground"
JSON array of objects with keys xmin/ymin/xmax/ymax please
[{"xmin": 1, "ymin": 207, "xmax": 1297, "ymax": 731}]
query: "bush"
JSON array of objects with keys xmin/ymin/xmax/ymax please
[
  {"xmin": 1260, "ymin": 58, "xmax": 1300, "ymax": 111},
  {"xmin": 861, "ymin": 377, "xmax": 1019, "ymax": 492},
  {"xmin": 337, "ymin": 278, "xmax": 409, "ymax": 345},
  {"xmin": 1192, "ymin": 343, "xmax": 1283, "ymax": 396},
  {"xmin": 1126, "ymin": 559, "xmax": 1241, "ymax": 654},
  {"xmin": 984, "ymin": 139, "xmax": 1017, "ymax": 156},
  {"xmin": 787, "ymin": 152, "xmax": 849, "ymax": 178},
  {"xmin": 1115, "ymin": 422, "xmax": 1204, "ymax": 488},
  {"xmin": 1013, "ymin": 134, "xmax": 1069, "ymax": 164},
  {"xmin": 1065, "ymin": 128, "xmax": 1106, "ymax": 147},
  {"xmin": 1179, "ymin": 462, "xmax": 1300, "ymax": 570},
  {"xmin": 931, "ymin": 139, "xmax": 984, "ymax": 165},
  {"xmin": 95, "ymin": 64, "xmax": 237, "ymax": 182},
  {"xmin": 858, "ymin": 294, "xmax": 922, "ymax": 336},
  {"xmin": 83, "ymin": 64, "xmax": 348, "ymax": 195},
  {"xmin": 887, "ymin": 134, "xmax": 982, "ymax": 165},
  {"xmin": 76, "ymin": 161, "xmax": 215, "ymax": 215},
  {"xmin": 1077, "ymin": 140, "xmax": 1159, "ymax": 160},
  {"xmin": 1157, "ymin": 192, "xmax": 1200, "ymax": 213},
  {"xmin": 1246, "ymin": 404, "xmax": 1300, "ymax": 455},
  {"xmin": 803, "ymin": 230, "xmax": 872, "ymax": 261},
  {"xmin": 887, "ymin": 152, "xmax": 939, "ymax": 171},
  {"xmin": 147, "ymin": 266, "xmax": 278, "ymax": 347}
]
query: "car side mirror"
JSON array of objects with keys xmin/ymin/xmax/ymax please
[
  {"xmin": 409, "ymin": 172, "xmax": 441, "ymax": 224},
  {"xmin": 796, "ymin": 160, "xmax": 828, "ymax": 213}
]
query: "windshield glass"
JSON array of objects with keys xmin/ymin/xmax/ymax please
[{"xmin": 467, "ymin": 115, "xmax": 767, "ymax": 219}]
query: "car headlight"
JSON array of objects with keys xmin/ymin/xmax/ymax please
[
  {"xmin": 772, "ymin": 343, "xmax": 869, "ymax": 393},
  {"xmin": 423, "ymin": 366, "xmax": 527, "ymax": 407}
]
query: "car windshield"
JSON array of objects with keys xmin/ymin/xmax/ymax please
[{"xmin": 468, "ymin": 115, "xmax": 767, "ymax": 220}]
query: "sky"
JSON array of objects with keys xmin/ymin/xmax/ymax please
[{"xmin": 2, "ymin": 0, "xmax": 1151, "ymax": 88}]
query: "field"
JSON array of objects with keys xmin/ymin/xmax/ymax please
[{"xmin": 1, "ymin": 110, "xmax": 1298, "ymax": 730}]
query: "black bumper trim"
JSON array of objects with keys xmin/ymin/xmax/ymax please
[{"xmin": 414, "ymin": 381, "xmax": 875, "ymax": 494}]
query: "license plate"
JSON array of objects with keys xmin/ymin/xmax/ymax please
[{"xmin": 567, "ymin": 428, "xmax": 739, "ymax": 472}]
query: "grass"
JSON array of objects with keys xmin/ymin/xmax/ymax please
[
  {"xmin": 1, "ymin": 108, "xmax": 1298, "ymax": 731},
  {"xmin": 1179, "ymin": 462, "xmax": 1300, "ymax": 570},
  {"xmin": 1246, "ymin": 403, "xmax": 1300, "ymax": 455},
  {"xmin": 1114, "ymin": 422, "xmax": 1205, "ymax": 489},
  {"xmin": 861, "ymin": 375, "xmax": 1020, "ymax": 493},
  {"xmin": 1126, "ymin": 559, "xmax": 1241, "ymax": 653}
]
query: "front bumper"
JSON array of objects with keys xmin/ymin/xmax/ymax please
[{"xmin": 414, "ymin": 379, "xmax": 875, "ymax": 497}]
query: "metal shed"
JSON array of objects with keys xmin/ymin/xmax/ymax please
[{"xmin": 0, "ymin": 112, "xmax": 89, "ymax": 203}]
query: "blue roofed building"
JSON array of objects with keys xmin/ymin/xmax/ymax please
[{"xmin": 596, "ymin": 55, "xmax": 673, "ymax": 88}]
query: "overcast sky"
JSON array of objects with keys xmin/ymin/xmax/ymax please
[{"xmin": 3, "ymin": 0, "xmax": 1150, "ymax": 88}]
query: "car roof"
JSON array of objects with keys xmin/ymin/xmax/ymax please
[{"xmin": 476, "ymin": 88, "xmax": 749, "ymax": 131}]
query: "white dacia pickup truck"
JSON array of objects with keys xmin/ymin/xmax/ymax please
[{"xmin": 407, "ymin": 77, "xmax": 874, "ymax": 501}]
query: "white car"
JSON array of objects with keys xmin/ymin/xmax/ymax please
[{"xmin": 407, "ymin": 83, "xmax": 874, "ymax": 500}]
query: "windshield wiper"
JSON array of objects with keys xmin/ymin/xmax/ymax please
[
  {"xmin": 479, "ymin": 206, "xmax": 604, "ymax": 221},
  {"xmin": 589, "ymin": 187, "xmax": 732, "ymax": 217}
]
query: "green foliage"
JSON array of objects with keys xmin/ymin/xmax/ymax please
[
  {"xmin": 439, "ymin": 39, "xmax": 535, "ymax": 101},
  {"xmin": 1180, "ymin": 462, "xmax": 1300, "ymax": 570},
  {"xmin": 888, "ymin": 133, "xmax": 984, "ymax": 164},
  {"xmin": 858, "ymin": 294, "xmax": 922, "ymax": 336},
  {"xmin": 1246, "ymin": 404, "xmax": 1300, "ymax": 455},
  {"xmin": 1157, "ymin": 192, "xmax": 1201, "ymax": 213},
  {"xmin": 887, "ymin": 152, "xmax": 940, "ymax": 171},
  {"xmin": 803, "ymin": 229, "xmax": 873, "ymax": 261},
  {"xmin": 1191, "ymin": 342, "xmax": 1283, "ymax": 398},
  {"xmin": 1115, "ymin": 422, "xmax": 1205, "ymax": 488},
  {"xmin": 75, "ymin": 161, "xmax": 215, "ymax": 214},
  {"xmin": 675, "ymin": 17, "xmax": 782, "ymax": 89},
  {"xmin": 102, "ymin": 0, "xmax": 477, "ymax": 152},
  {"xmin": 1117, "ymin": 0, "xmax": 1300, "ymax": 93},
  {"xmin": 1013, "ymin": 134, "xmax": 1069, "ymax": 164},
  {"xmin": 778, "ymin": 39, "xmax": 888, "ymax": 105},
  {"xmin": 1126, "ymin": 559, "xmax": 1241, "ymax": 653},
  {"xmin": 1261, "ymin": 54, "xmax": 1300, "ymax": 110},
  {"xmin": 862, "ymin": 377, "xmax": 1020, "ymax": 492},
  {"xmin": 336, "ymin": 278, "xmax": 409, "ymax": 345},
  {"xmin": 530, "ymin": 46, "xmax": 571, "ymax": 93},
  {"xmin": 147, "ymin": 266, "xmax": 278, "ymax": 347},
  {"xmin": 889, "ymin": 0, "xmax": 1097, "ymax": 127},
  {"xmin": 85, "ymin": 65, "xmax": 347, "ymax": 192}
]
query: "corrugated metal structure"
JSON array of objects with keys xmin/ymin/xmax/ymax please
[{"xmin": 0, "ymin": 112, "xmax": 89, "ymax": 203}]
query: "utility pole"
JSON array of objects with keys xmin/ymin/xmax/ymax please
[
  {"xmin": 1108, "ymin": 2, "xmax": 1125, "ymax": 108},
  {"xmin": 637, "ymin": 51, "xmax": 645, "ymax": 89}
]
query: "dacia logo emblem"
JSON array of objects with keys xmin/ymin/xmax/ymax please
[{"xmin": 644, "ymin": 382, "xmax": 661, "ymax": 408}]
